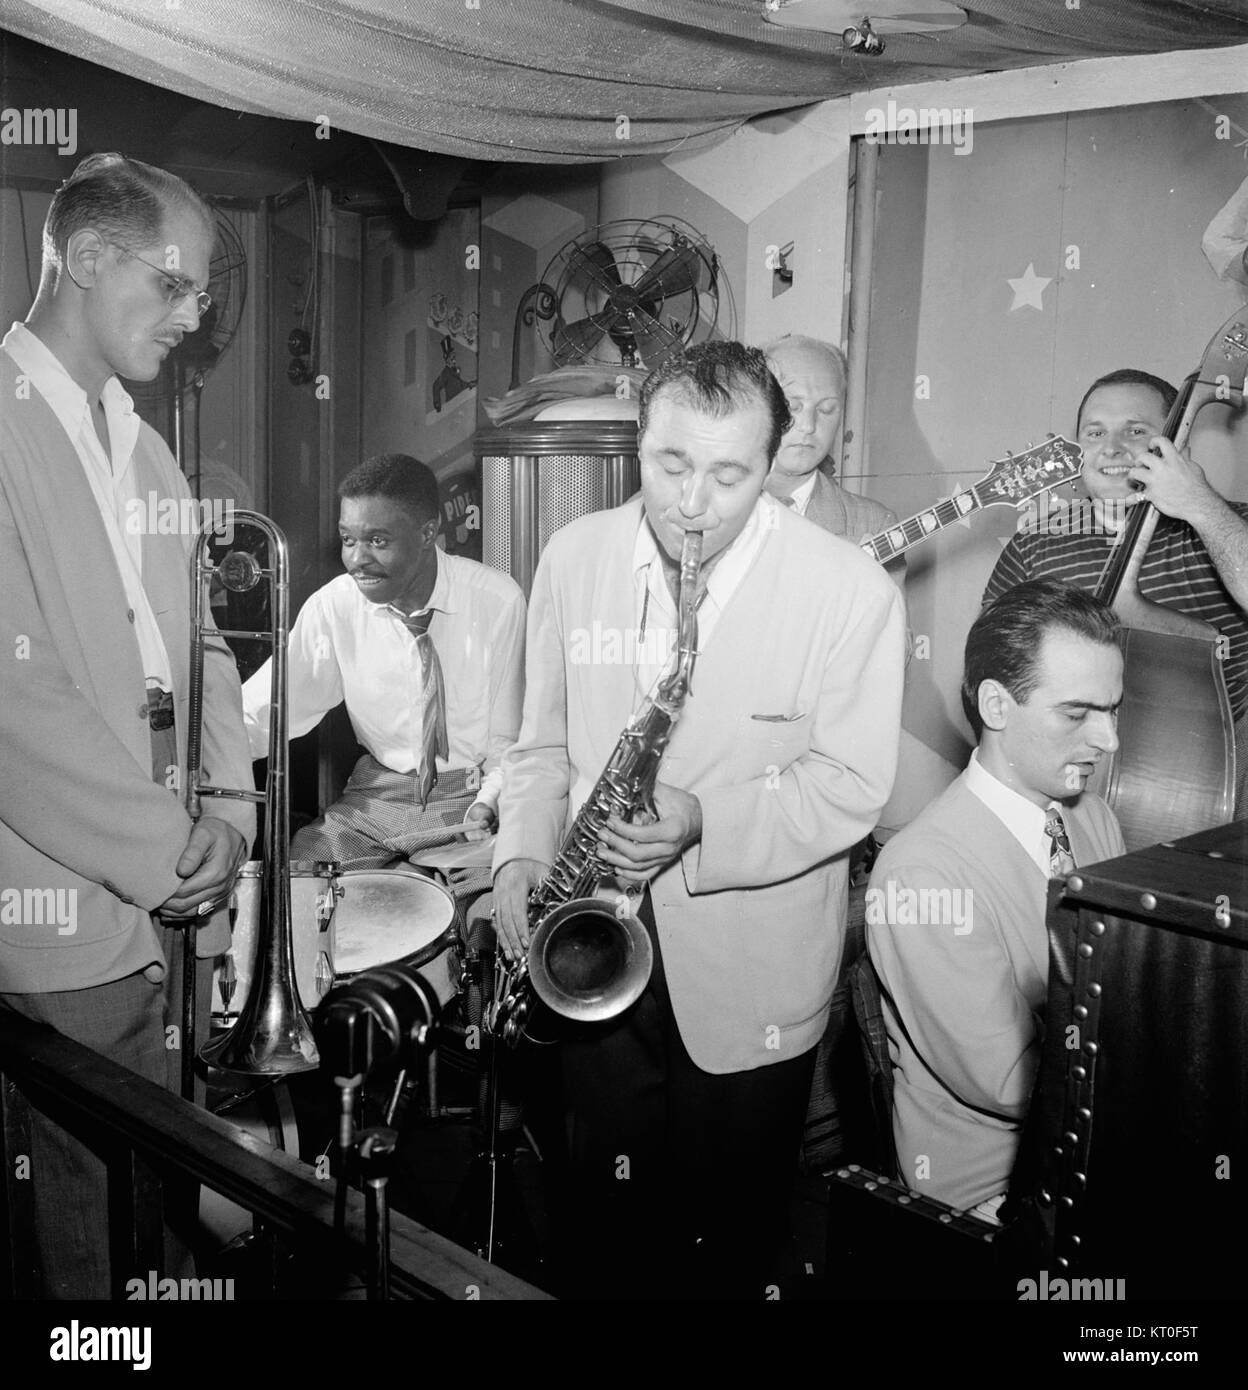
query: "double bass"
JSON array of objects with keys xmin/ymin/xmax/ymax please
[{"xmin": 1086, "ymin": 308, "xmax": 1248, "ymax": 849}]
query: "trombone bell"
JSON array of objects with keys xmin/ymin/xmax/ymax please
[{"xmin": 190, "ymin": 510, "xmax": 318, "ymax": 1076}]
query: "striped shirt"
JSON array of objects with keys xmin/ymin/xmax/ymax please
[{"xmin": 982, "ymin": 505, "xmax": 1248, "ymax": 720}]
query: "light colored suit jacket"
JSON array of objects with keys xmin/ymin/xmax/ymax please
[
  {"xmin": 495, "ymin": 496, "xmax": 906, "ymax": 1073},
  {"xmin": 867, "ymin": 774, "xmax": 1124, "ymax": 1208},
  {"xmin": 0, "ymin": 352, "xmax": 255, "ymax": 992}
]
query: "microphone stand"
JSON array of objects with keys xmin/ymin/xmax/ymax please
[
  {"xmin": 358, "ymin": 1127, "xmax": 398, "ymax": 1301},
  {"xmin": 316, "ymin": 963, "xmax": 441, "ymax": 1299}
]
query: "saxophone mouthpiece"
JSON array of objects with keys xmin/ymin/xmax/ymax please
[
  {"xmin": 677, "ymin": 530, "xmax": 702, "ymax": 699},
  {"xmin": 679, "ymin": 528, "xmax": 703, "ymax": 579}
]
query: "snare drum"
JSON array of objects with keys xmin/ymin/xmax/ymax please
[
  {"xmin": 211, "ymin": 861, "xmax": 339, "ymax": 1021},
  {"xmin": 331, "ymin": 867, "xmax": 462, "ymax": 1009}
]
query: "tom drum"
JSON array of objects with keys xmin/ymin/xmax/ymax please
[{"xmin": 331, "ymin": 867, "xmax": 462, "ymax": 1009}]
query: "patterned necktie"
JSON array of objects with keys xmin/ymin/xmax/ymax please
[
  {"xmin": 1045, "ymin": 806, "xmax": 1077, "ymax": 879},
  {"xmin": 389, "ymin": 605, "xmax": 449, "ymax": 807},
  {"xmin": 779, "ymin": 494, "xmax": 797, "ymax": 509}
]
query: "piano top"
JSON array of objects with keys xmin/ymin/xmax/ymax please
[{"xmin": 1055, "ymin": 818, "xmax": 1248, "ymax": 947}]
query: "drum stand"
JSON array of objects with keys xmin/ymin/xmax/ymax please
[
  {"xmin": 453, "ymin": 944, "xmax": 541, "ymax": 1272},
  {"xmin": 481, "ymin": 1021, "xmax": 505, "ymax": 1262}
]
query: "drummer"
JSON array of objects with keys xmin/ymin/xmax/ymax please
[{"xmin": 241, "ymin": 453, "xmax": 526, "ymax": 884}]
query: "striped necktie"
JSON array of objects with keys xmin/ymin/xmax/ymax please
[
  {"xmin": 389, "ymin": 605, "xmax": 449, "ymax": 807},
  {"xmin": 1045, "ymin": 806, "xmax": 1077, "ymax": 879}
]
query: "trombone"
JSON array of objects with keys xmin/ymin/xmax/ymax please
[{"xmin": 188, "ymin": 509, "xmax": 319, "ymax": 1076}]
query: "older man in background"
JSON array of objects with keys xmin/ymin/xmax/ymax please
[{"xmin": 762, "ymin": 334, "xmax": 901, "ymax": 556}]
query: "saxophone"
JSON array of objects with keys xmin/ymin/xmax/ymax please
[{"xmin": 489, "ymin": 529, "xmax": 703, "ymax": 1047}]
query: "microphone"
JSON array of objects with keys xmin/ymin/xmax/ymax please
[{"xmin": 314, "ymin": 961, "xmax": 443, "ymax": 1079}]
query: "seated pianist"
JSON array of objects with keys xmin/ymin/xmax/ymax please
[
  {"xmin": 242, "ymin": 453, "xmax": 526, "ymax": 875},
  {"xmin": 866, "ymin": 581, "xmax": 1124, "ymax": 1219}
]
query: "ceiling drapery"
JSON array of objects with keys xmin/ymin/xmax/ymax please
[{"xmin": 2, "ymin": 0, "xmax": 1247, "ymax": 163}]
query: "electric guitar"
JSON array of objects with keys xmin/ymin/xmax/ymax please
[{"xmin": 859, "ymin": 434, "xmax": 1084, "ymax": 564}]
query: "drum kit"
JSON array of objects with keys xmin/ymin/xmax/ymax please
[
  {"xmin": 186, "ymin": 513, "xmax": 495, "ymax": 1283},
  {"xmin": 181, "ymin": 512, "xmax": 476, "ymax": 1077},
  {"xmin": 199, "ymin": 861, "xmax": 472, "ymax": 1259},
  {"xmin": 210, "ymin": 862, "xmax": 464, "ymax": 1031}
]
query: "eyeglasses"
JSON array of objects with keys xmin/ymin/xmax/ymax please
[{"xmin": 110, "ymin": 243, "xmax": 212, "ymax": 318}]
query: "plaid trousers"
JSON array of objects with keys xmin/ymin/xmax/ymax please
[{"xmin": 291, "ymin": 753, "xmax": 494, "ymax": 901}]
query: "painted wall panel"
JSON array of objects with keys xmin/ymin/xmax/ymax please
[{"xmin": 866, "ymin": 95, "xmax": 1248, "ymax": 826}]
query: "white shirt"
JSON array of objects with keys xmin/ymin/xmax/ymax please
[
  {"xmin": 784, "ymin": 471, "xmax": 819, "ymax": 517},
  {"xmin": 2, "ymin": 322, "xmax": 173, "ymax": 690},
  {"xmin": 630, "ymin": 492, "xmax": 771, "ymax": 702},
  {"xmin": 242, "ymin": 550, "xmax": 526, "ymax": 812},
  {"xmin": 964, "ymin": 749, "xmax": 1064, "ymax": 879}
]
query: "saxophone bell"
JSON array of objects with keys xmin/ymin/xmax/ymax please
[{"xmin": 527, "ymin": 895, "xmax": 653, "ymax": 1023}]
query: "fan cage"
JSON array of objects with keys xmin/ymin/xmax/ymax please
[{"xmin": 540, "ymin": 216, "xmax": 721, "ymax": 371}]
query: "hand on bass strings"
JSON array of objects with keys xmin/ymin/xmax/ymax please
[
  {"xmin": 1126, "ymin": 437, "xmax": 1220, "ymax": 521},
  {"xmin": 157, "ymin": 817, "xmax": 248, "ymax": 919}
]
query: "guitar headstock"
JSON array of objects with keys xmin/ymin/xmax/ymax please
[
  {"xmin": 1196, "ymin": 309, "xmax": 1248, "ymax": 406},
  {"xmin": 976, "ymin": 435, "xmax": 1084, "ymax": 507}
]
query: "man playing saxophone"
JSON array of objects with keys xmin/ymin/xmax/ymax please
[{"xmin": 492, "ymin": 341, "xmax": 906, "ymax": 1299}]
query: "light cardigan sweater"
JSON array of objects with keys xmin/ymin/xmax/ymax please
[
  {"xmin": 867, "ymin": 773, "xmax": 1124, "ymax": 1209},
  {"xmin": 496, "ymin": 496, "xmax": 906, "ymax": 1073},
  {"xmin": 0, "ymin": 350, "xmax": 255, "ymax": 991}
]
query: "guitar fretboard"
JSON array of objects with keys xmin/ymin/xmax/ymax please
[{"xmin": 861, "ymin": 488, "xmax": 983, "ymax": 563}]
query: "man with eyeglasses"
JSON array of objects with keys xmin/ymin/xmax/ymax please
[
  {"xmin": 0, "ymin": 153, "xmax": 254, "ymax": 1297},
  {"xmin": 109, "ymin": 244, "xmax": 214, "ymax": 318}
]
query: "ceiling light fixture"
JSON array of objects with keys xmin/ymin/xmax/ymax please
[
  {"xmin": 842, "ymin": 17, "xmax": 885, "ymax": 54},
  {"xmin": 763, "ymin": 0, "xmax": 966, "ymax": 44}
]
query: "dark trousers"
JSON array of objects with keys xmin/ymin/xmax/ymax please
[
  {"xmin": 0, "ymin": 719, "xmax": 210, "ymax": 1298},
  {"xmin": 0, "ymin": 972, "xmax": 167, "ymax": 1298},
  {"xmin": 554, "ymin": 895, "xmax": 816, "ymax": 1300}
]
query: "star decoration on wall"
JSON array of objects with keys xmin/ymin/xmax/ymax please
[{"xmin": 1007, "ymin": 263, "xmax": 1052, "ymax": 312}]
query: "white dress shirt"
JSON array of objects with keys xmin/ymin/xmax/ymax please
[
  {"xmin": 963, "ymin": 749, "xmax": 1066, "ymax": 879},
  {"xmin": 2, "ymin": 322, "xmax": 172, "ymax": 691},
  {"xmin": 630, "ymin": 492, "xmax": 772, "ymax": 702},
  {"xmin": 784, "ymin": 471, "xmax": 819, "ymax": 517},
  {"xmin": 242, "ymin": 550, "xmax": 525, "ymax": 812}
]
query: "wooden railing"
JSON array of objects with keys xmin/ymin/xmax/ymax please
[{"xmin": 0, "ymin": 1011, "xmax": 549, "ymax": 1301}]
